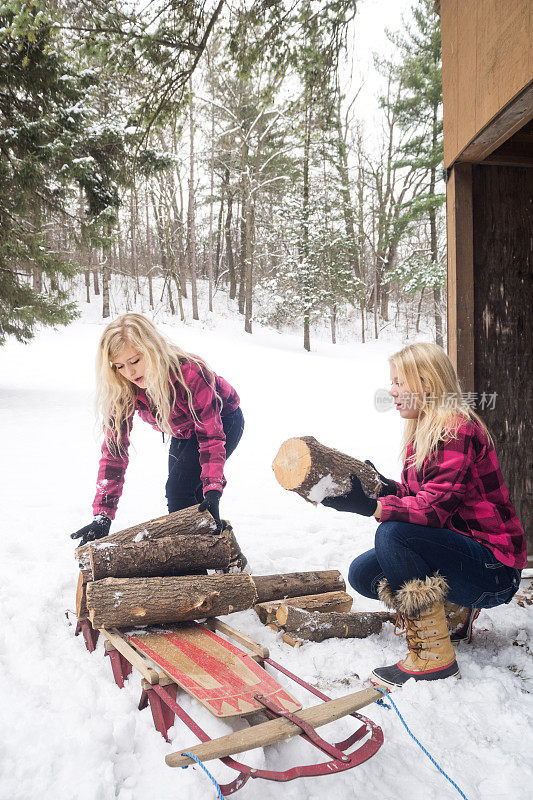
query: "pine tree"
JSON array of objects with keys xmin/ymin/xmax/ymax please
[
  {"xmin": 0, "ymin": 3, "xmax": 126, "ymax": 342},
  {"xmin": 385, "ymin": 0, "xmax": 446, "ymax": 344}
]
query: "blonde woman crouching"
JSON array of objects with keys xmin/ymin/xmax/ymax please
[
  {"xmin": 71, "ymin": 314, "xmax": 244, "ymax": 548},
  {"xmin": 322, "ymin": 343, "xmax": 525, "ymax": 689}
]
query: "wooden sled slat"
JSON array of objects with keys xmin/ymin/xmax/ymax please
[
  {"xmin": 101, "ymin": 627, "xmax": 160, "ymax": 684},
  {"xmin": 166, "ymin": 686, "xmax": 382, "ymax": 767},
  {"xmin": 124, "ymin": 623, "xmax": 301, "ymax": 718}
]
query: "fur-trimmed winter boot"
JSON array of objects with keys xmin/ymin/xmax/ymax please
[
  {"xmin": 445, "ymin": 601, "xmax": 480, "ymax": 644},
  {"xmin": 370, "ymin": 575, "xmax": 460, "ymax": 689}
]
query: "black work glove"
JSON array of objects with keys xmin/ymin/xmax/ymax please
[
  {"xmin": 70, "ymin": 514, "xmax": 111, "ymax": 546},
  {"xmin": 322, "ymin": 475, "xmax": 378, "ymax": 516},
  {"xmin": 198, "ymin": 490, "xmax": 224, "ymax": 532},
  {"xmin": 365, "ymin": 460, "xmax": 399, "ymax": 497}
]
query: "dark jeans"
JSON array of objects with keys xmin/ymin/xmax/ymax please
[
  {"xmin": 348, "ymin": 520, "xmax": 521, "ymax": 609},
  {"xmin": 165, "ymin": 407, "xmax": 244, "ymax": 513}
]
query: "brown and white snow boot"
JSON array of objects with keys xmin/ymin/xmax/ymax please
[
  {"xmin": 370, "ymin": 575, "xmax": 460, "ymax": 690},
  {"xmin": 445, "ymin": 601, "xmax": 480, "ymax": 644}
]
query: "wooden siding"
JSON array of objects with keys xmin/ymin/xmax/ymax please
[
  {"xmin": 472, "ymin": 165, "xmax": 533, "ymax": 557},
  {"xmin": 441, "ymin": 0, "xmax": 533, "ymax": 167},
  {"xmin": 446, "ymin": 164, "xmax": 475, "ymax": 391}
]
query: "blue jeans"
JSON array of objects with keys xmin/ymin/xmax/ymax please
[
  {"xmin": 165, "ymin": 407, "xmax": 244, "ymax": 512},
  {"xmin": 348, "ymin": 520, "xmax": 521, "ymax": 609}
]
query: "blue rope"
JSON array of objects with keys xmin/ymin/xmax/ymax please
[
  {"xmin": 181, "ymin": 751, "xmax": 224, "ymax": 799},
  {"xmin": 375, "ymin": 688, "xmax": 469, "ymax": 800}
]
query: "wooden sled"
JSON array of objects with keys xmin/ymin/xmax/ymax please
[{"xmin": 82, "ymin": 618, "xmax": 384, "ymax": 795}]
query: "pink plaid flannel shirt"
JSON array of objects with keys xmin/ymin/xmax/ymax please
[
  {"xmin": 379, "ymin": 420, "xmax": 526, "ymax": 569},
  {"xmin": 93, "ymin": 361, "xmax": 240, "ymax": 520}
]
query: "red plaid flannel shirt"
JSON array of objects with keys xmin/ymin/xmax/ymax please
[
  {"xmin": 379, "ymin": 420, "xmax": 526, "ymax": 569},
  {"xmin": 93, "ymin": 361, "xmax": 240, "ymax": 520}
]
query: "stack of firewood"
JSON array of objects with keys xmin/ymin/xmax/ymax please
[{"xmin": 75, "ymin": 506, "xmax": 352, "ymax": 632}]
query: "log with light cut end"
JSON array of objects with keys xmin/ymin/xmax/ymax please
[
  {"xmin": 272, "ymin": 436, "xmax": 382, "ymax": 504},
  {"xmin": 275, "ymin": 605, "xmax": 396, "ymax": 642},
  {"xmin": 88, "ymin": 533, "xmax": 231, "ymax": 580},
  {"xmin": 253, "ymin": 570, "xmax": 345, "ymax": 604},
  {"xmin": 86, "ymin": 573, "xmax": 258, "ymax": 629},
  {"xmin": 76, "ymin": 506, "xmax": 218, "ymax": 579},
  {"xmin": 254, "ymin": 590, "xmax": 353, "ymax": 625}
]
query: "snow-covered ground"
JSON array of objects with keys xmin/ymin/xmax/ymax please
[{"xmin": 1, "ymin": 297, "xmax": 531, "ymax": 800}]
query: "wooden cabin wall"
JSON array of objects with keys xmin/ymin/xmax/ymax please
[
  {"xmin": 441, "ymin": 0, "xmax": 533, "ymax": 167},
  {"xmin": 472, "ymin": 165, "xmax": 533, "ymax": 555},
  {"xmin": 446, "ymin": 164, "xmax": 475, "ymax": 391}
]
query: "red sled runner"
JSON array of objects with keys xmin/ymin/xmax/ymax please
[{"xmin": 76, "ymin": 617, "xmax": 383, "ymax": 796}]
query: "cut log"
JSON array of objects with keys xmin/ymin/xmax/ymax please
[
  {"xmin": 282, "ymin": 633, "xmax": 303, "ymax": 648},
  {"xmin": 88, "ymin": 533, "xmax": 231, "ymax": 581},
  {"xmin": 275, "ymin": 605, "xmax": 396, "ymax": 642},
  {"xmin": 75, "ymin": 572, "xmax": 88, "ymax": 619},
  {"xmin": 223, "ymin": 524, "xmax": 247, "ymax": 571},
  {"xmin": 86, "ymin": 573, "xmax": 258, "ymax": 629},
  {"xmin": 272, "ymin": 436, "xmax": 382, "ymax": 504},
  {"xmin": 85, "ymin": 570, "xmax": 346, "ymax": 629},
  {"xmin": 76, "ymin": 506, "xmax": 217, "ymax": 577},
  {"xmin": 254, "ymin": 590, "xmax": 353, "ymax": 625},
  {"xmin": 253, "ymin": 571, "xmax": 345, "ymax": 603}
]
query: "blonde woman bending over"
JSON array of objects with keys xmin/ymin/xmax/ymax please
[
  {"xmin": 322, "ymin": 343, "xmax": 525, "ymax": 689},
  {"xmin": 71, "ymin": 314, "xmax": 244, "ymax": 547}
]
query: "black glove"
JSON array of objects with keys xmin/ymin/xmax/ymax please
[
  {"xmin": 198, "ymin": 490, "xmax": 224, "ymax": 532},
  {"xmin": 70, "ymin": 514, "xmax": 111, "ymax": 546},
  {"xmin": 365, "ymin": 460, "xmax": 399, "ymax": 497},
  {"xmin": 322, "ymin": 475, "xmax": 378, "ymax": 516}
]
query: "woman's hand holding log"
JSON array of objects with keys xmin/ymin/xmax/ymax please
[
  {"xmin": 71, "ymin": 514, "xmax": 111, "ymax": 546},
  {"xmin": 364, "ymin": 460, "xmax": 399, "ymax": 497},
  {"xmin": 321, "ymin": 476, "xmax": 378, "ymax": 516},
  {"xmin": 198, "ymin": 490, "xmax": 224, "ymax": 532}
]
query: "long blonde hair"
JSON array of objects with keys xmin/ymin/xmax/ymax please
[
  {"xmin": 96, "ymin": 314, "xmax": 220, "ymax": 453},
  {"xmin": 391, "ymin": 342, "xmax": 492, "ymax": 470}
]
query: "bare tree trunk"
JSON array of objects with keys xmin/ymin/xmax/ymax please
[
  {"xmin": 172, "ymin": 270, "xmax": 185, "ymax": 321},
  {"xmin": 334, "ymin": 91, "xmax": 360, "ymax": 279},
  {"xmin": 416, "ymin": 287, "xmax": 425, "ymax": 332},
  {"xmin": 225, "ymin": 178, "xmax": 237, "ymax": 300},
  {"xmin": 91, "ymin": 248, "xmax": 100, "ymax": 295},
  {"xmin": 330, "ymin": 305, "xmax": 337, "ymax": 344},
  {"xmin": 102, "ymin": 245, "xmax": 110, "ymax": 319},
  {"xmin": 214, "ymin": 190, "xmax": 224, "ymax": 285},
  {"xmin": 168, "ymin": 281, "xmax": 175, "ymax": 314},
  {"xmin": 244, "ymin": 187, "xmax": 253, "ymax": 334},
  {"xmin": 238, "ymin": 141, "xmax": 248, "ymax": 316},
  {"xmin": 187, "ymin": 80, "xmax": 199, "ymax": 320},
  {"xmin": 302, "ymin": 89, "xmax": 312, "ymax": 353},
  {"xmin": 175, "ymin": 166, "xmax": 188, "ymax": 300},
  {"xmin": 145, "ymin": 182, "xmax": 153, "ymax": 308},
  {"xmin": 84, "ymin": 268, "xmax": 91, "ymax": 303},
  {"xmin": 78, "ymin": 189, "xmax": 90, "ymax": 303},
  {"xmin": 356, "ymin": 156, "xmax": 366, "ymax": 343},
  {"xmin": 130, "ymin": 188, "xmax": 139, "ymax": 296},
  {"xmin": 434, "ymin": 285, "xmax": 443, "ymax": 346},
  {"xmin": 207, "ymin": 105, "xmax": 215, "ymax": 312},
  {"xmin": 372, "ymin": 213, "xmax": 378, "ymax": 339}
]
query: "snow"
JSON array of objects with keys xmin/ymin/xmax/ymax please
[
  {"xmin": 307, "ymin": 474, "xmax": 341, "ymax": 504},
  {"xmin": 0, "ymin": 301, "xmax": 532, "ymax": 800}
]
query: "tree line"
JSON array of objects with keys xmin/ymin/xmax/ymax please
[{"xmin": 0, "ymin": 0, "xmax": 446, "ymax": 350}]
